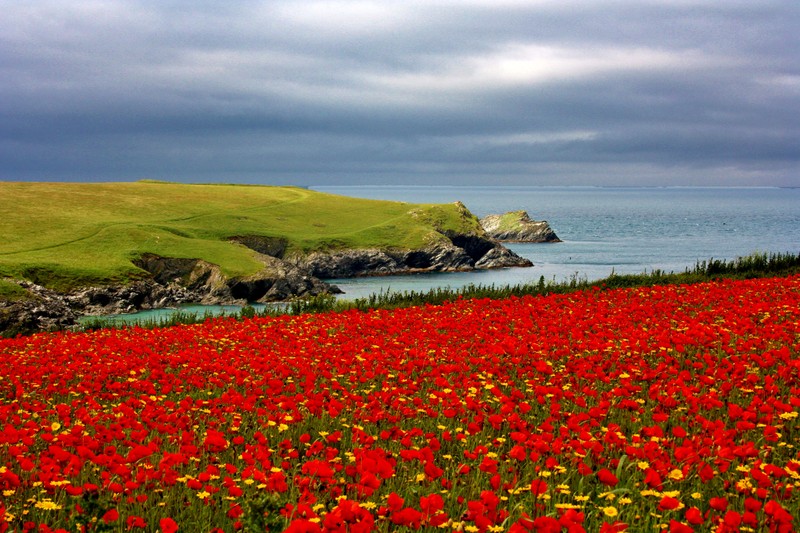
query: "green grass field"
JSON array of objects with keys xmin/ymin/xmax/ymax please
[{"xmin": 0, "ymin": 181, "xmax": 479, "ymax": 291}]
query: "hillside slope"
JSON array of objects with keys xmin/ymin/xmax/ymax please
[{"xmin": 0, "ymin": 181, "xmax": 517, "ymax": 286}]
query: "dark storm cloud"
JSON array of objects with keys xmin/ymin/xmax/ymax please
[{"xmin": 1, "ymin": 0, "xmax": 798, "ymax": 185}]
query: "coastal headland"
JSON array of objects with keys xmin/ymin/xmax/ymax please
[{"xmin": 0, "ymin": 181, "xmax": 549, "ymax": 334}]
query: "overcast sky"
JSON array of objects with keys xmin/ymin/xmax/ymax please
[{"xmin": 1, "ymin": 1, "xmax": 798, "ymax": 186}]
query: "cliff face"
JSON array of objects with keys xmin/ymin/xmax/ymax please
[
  {"xmin": 480, "ymin": 211, "xmax": 561, "ymax": 243},
  {"xmin": 295, "ymin": 238, "xmax": 531, "ymax": 279}
]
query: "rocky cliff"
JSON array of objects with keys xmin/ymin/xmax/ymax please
[
  {"xmin": 480, "ymin": 211, "xmax": 561, "ymax": 243},
  {"xmin": 1, "ymin": 204, "xmax": 536, "ymax": 335},
  {"xmin": 296, "ymin": 242, "xmax": 531, "ymax": 278},
  {"xmin": 290, "ymin": 202, "xmax": 532, "ymax": 278},
  {"xmin": 0, "ymin": 281, "xmax": 78, "ymax": 335}
]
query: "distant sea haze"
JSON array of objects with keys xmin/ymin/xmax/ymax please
[{"xmin": 313, "ymin": 186, "xmax": 800, "ymax": 300}]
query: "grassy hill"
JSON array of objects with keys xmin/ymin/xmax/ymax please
[{"xmin": 0, "ymin": 181, "xmax": 480, "ymax": 291}]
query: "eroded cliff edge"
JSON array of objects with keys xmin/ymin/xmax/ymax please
[{"xmin": 295, "ymin": 203, "xmax": 532, "ymax": 278}]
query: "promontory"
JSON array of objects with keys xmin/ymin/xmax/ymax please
[
  {"xmin": 1, "ymin": 181, "xmax": 534, "ymax": 334},
  {"xmin": 480, "ymin": 211, "xmax": 561, "ymax": 243}
]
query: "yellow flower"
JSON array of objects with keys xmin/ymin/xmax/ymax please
[
  {"xmin": 555, "ymin": 503, "xmax": 582, "ymax": 510},
  {"xmin": 602, "ymin": 506, "xmax": 619, "ymax": 517},
  {"xmin": 779, "ymin": 411, "xmax": 798, "ymax": 420},
  {"xmin": 637, "ymin": 461, "xmax": 650, "ymax": 470},
  {"xmin": 619, "ymin": 497, "xmax": 633, "ymax": 505},
  {"xmin": 50, "ymin": 422, "xmax": 61, "ymax": 432},
  {"xmin": 197, "ymin": 491, "xmax": 211, "ymax": 499},
  {"xmin": 668, "ymin": 469, "xmax": 684, "ymax": 481},
  {"xmin": 34, "ymin": 500, "xmax": 62, "ymax": 511}
]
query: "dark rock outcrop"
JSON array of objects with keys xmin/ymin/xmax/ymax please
[
  {"xmin": 228, "ymin": 235, "xmax": 288, "ymax": 258},
  {"xmin": 480, "ymin": 211, "xmax": 561, "ymax": 242},
  {"xmin": 0, "ymin": 281, "xmax": 77, "ymax": 336},
  {"xmin": 66, "ymin": 279, "xmax": 210, "ymax": 316},
  {"xmin": 131, "ymin": 252, "xmax": 337, "ymax": 306},
  {"xmin": 295, "ymin": 238, "xmax": 531, "ymax": 279}
]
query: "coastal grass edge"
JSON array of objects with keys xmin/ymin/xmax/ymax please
[{"xmin": 76, "ymin": 251, "xmax": 800, "ymax": 333}]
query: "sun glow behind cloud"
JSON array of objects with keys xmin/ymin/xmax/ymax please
[{"xmin": 364, "ymin": 44, "xmax": 711, "ymax": 93}]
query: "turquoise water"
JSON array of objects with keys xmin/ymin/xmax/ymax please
[
  {"xmin": 78, "ymin": 303, "xmax": 273, "ymax": 326},
  {"xmin": 87, "ymin": 186, "xmax": 800, "ymax": 323}
]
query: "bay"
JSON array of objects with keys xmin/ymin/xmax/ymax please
[{"xmin": 84, "ymin": 185, "xmax": 800, "ymax": 323}]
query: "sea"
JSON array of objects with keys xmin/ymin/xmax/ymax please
[
  {"xmin": 84, "ymin": 186, "xmax": 800, "ymax": 325},
  {"xmin": 316, "ymin": 186, "xmax": 800, "ymax": 299}
]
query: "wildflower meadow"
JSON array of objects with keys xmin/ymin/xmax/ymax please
[{"xmin": 1, "ymin": 275, "xmax": 800, "ymax": 532}]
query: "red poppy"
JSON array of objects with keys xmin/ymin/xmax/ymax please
[
  {"xmin": 658, "ymin": 496, "xmax": 681, "ymax": 511},
  {"xmin": 101, "ymin": 509, "xmax": 119, "ymax": 524},
  {"xmin": 159, "ymin": 518, "xmax": 179, "ymax": 533},
  {"xmin": 596, "ymin": 468, "xmax": 619, "ymax": 487}
]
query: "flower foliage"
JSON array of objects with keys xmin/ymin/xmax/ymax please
[{"xmin": 1, "ymin": 276, "xmax": 800, "ymax": 532}]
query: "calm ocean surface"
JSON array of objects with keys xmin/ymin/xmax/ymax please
[
  {"xmin": 314, "ymin": 186, "xmax": 800, "ymax": 300},
  {"xmin": 86, "ymin": 186, "xmax": 800, "ymax": 324}
]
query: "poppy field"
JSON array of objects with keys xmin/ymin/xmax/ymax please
[{"xmin": 1, "ymin": 275, "xmax": 800, "ymax": 532}]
